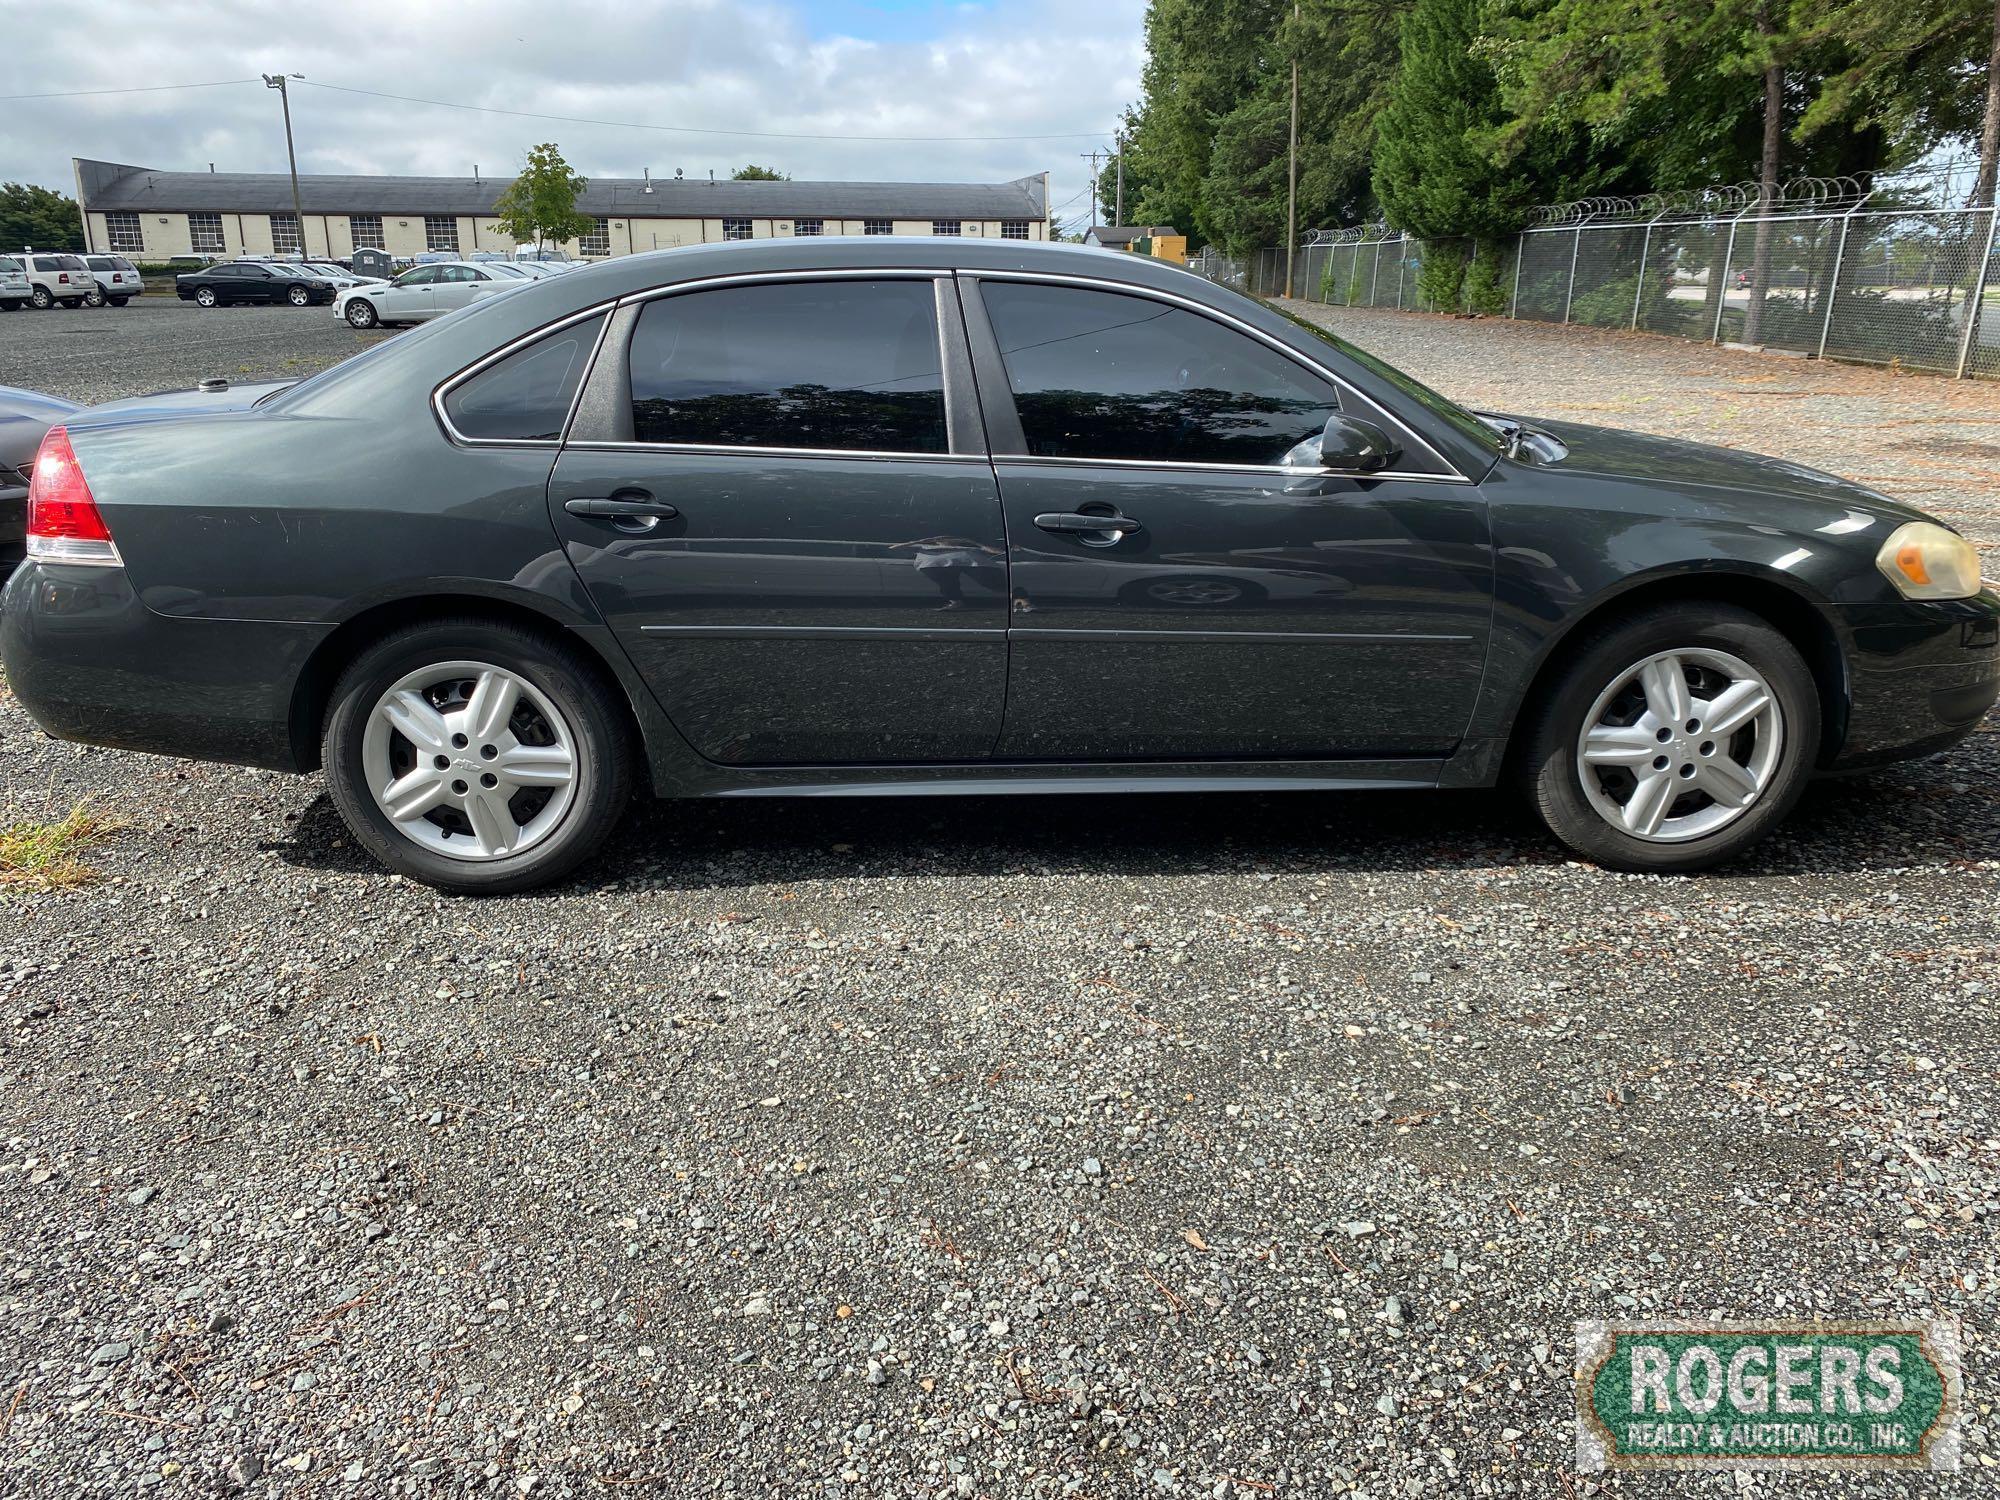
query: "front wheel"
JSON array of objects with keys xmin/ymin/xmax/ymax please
[
  {"xmin": 1519, "ymin": 602, "xmax": 1819, "ymax": 873},
  {"xmin": 322, "ymin": 620, "xmax": 636, "ymax": 893},
  {"xmin": 109, "ymin": 296, "xmax": 130, "ymax": 307},
  {"xmin": 287, "ymin": 284, "xmax": 310, "ymax": 306},
  {"xmin": 194, "ymin": 286, "xmax": 217, "ymax": 307},
  {"xmin": 345, "ymin": 299, "xmax": 378, "ymax": 328}
]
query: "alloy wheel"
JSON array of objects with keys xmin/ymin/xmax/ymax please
[
  {"xmin": 1574, "ymin": 647, "xmax": 1783, "ymax": 843},
  {"xmin": 196, "ymin": 287, "xmax": 216, "ymax": 307},
  {"xmin": 360, "ymin": 660, "xmax": 580, "ymax": 861}
]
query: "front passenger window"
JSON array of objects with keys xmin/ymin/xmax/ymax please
[{"xmin": 980, "ymin": 280, "xmax": 1339, "ymax": 467}]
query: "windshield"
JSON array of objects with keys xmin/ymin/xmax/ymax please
[
  {"xmin": 484, "ymin": 263, "xmax": 530, "ymax": 278},
  {"xmin": 1264, "ymin": 300, "xmax": 1504, "ymax": 454}
]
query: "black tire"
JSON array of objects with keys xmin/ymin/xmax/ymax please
[
  {"xmin": 287, "ymin": 284, "xmax": 310, "ymax": 306},
  {"xmin": 322, "ymin": 618, "xmax": 636, "ymax": 894},
  {"xmin": 194, "ymin": 287, "xmax": 217, "ymax": 308},
  {"xmin": 345, "ymin": 299, "xmax": 378, "ymax": 329},
  {"xmin": 1518, "ymin": 601, "xmax": 1819, "ymax": 873},
  {"xmin": 82, "ymin": 287, "xmax": 105, "ymax": 308},
  {"xmin": 61, "ymin": 298, "xmax": 83, "ymax": 309},
  {"xmin": 109, "ymin": 296, "xmax": 130, "ymax": 307}
]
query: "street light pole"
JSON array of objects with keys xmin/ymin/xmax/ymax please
[{"xmin": 264, "ymin": 73, "xmax": 305, "ymax": 254}]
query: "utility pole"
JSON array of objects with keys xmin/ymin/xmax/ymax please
[
  {"xmin": 1115, "ymin": 133, "xmax": 1125, "ymax": 227},
  {"xmin": 1081, "ymin": 148, "xmax": 1103, "ymax": 230},
  {"xmin": 263, "ymin": 73, "xmax": 305, "ymax": 255},
  {"xmin": 1284, "ymin": 0, "xmax": 1300, "ymax": 297}
]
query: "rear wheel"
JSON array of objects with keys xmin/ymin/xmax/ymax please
[
  {"xmin": 322, "ymin": 620, "xmax": 636, "ymax": 893},
  {"xmin": 82, "ymin": 287, "xmax": 106, "ymax": 308},
  {"xmin": 109, "ymin": 296, "xmax": 130, "ymax": 307},
  {"xmin": 29, "ymin": 286, "xmax": 52, "ymax": 309},
  {"xmin": 61, "ymin": 298, "xmax": 83, "ymax": 309},
  {"xmin": 194, "ymin": 286, "xmax": 217, "ymax": 308},
  {"xmin": 1519, "ymin": 602, "xmax": 1819, "ymax": 872}
]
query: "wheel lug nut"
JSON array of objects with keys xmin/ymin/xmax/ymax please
[
  {"xmin": 480, "ymin": 744, "xmax": 497, "ymax": 759},
  {"xmin": 1677, "ymin": 764, "xmax": 1695, "ymax": 779},
  {"xmin": 1655, "ymin": 728, "xmax": 1672, "ymax": 743},
  {"xmin": 1684, "ymin": 719, "xmax": 1700, "ymax": 733},
  {"xmin": 451, "ymin": 779, "xmax": 468, "ymax": 795},
  {"xmin": 433, "ymin": 754, "xmax": 449, "ymax": 770},
  {"xmin": 1652, "ymin": 755, "xmax": 1669, "ymax": 770},
  {"xmin": 480, "ymin": 773, "xmax": 498, "ymax": 789},
  {"xmin": 451, "ymin": 733, "xmax": 469, "ymax": 748}
]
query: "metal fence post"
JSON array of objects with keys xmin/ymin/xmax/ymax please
[
  {"xmin": 1368, "ymin": 241, "xmax": 1383, "ymax": 307},
  {"xmin": 1816, "ymin": 210, "xmax": 1856, "ymax": 361},
  {"xmin": 1630, "ymin": 221, "xmax": 1653, "ymax": 329},
  {"xmin": 1561, "ymin": 226, "xmax": 1583, "ymax": 323},
  {"xmin": 1396, "ymin": 237, "xmax": 1407, "ymax": 308},
  {"xmin": 1509, "ymin": 234, "xmax": 1523, "ymax": 318},
  {"xmin": 1712, "ymin": 209, "xmax": 1747, "ymax": 343},
  {"xmin": 1955, "ymin": 206, "xmax": 1999, "ymax": 379}
]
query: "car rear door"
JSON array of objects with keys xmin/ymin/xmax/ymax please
[
  {"xmin": 432, "ymin": 265, "xmax": 489, "ymax": 314},
  {"xmin": 963, "ymin": 273, "xmax": 1493, "ymax": 761},
  {"xmin": 546, "ymin": 272, "xmax": 1008, "ymax": 765}
]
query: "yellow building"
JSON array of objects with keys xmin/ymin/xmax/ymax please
[{"xmin": 73, "ymin": 158, "xmax": 1051, "ymax": 261}]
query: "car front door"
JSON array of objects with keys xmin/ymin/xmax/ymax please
[
  {"xmin": 548, "ymin": 273, "xmax": 1008, "ymax": 765},
  {"xmin": 227, "ymin": 264, "xmax": 274, "ymax": 301},
  {"xmin": 382, "ymin": 266, "xmax": 439, "ymax": 320},
  {"xmin": 964, "ymin": 274, "xmax": 1493, "ymax": 761}
]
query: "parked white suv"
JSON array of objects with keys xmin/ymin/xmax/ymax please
[
  {"xmin": 81, "ymin": 254, "xmax": 144, "ymax": 306},
  {"xmin": 18, "ymin": 252, "xmax": 93, "ymax": 309},
  {"xmin": 0, "ymin": 256, "xmax": 30, "ymax": 312}
]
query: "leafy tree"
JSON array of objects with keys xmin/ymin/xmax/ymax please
[
  {"xmin": 731, "ymin": 164, "xmax": 788, "ymax": 180},
  {"xmin": 0, "ymin": 183, "xmax": 84, "ymax": 251},
  {"xmin": 491, "ymin": 143, "xmax": 594, "ymax": 254}
]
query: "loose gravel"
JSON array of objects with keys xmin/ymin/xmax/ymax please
[{"xmin": 1, "ymin": 295, "xmax": 1997, "ymax": 1498}]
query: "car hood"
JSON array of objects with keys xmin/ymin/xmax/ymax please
[
  {"xmin": 71, "ymin": 381, "xmax": 299, "ymax": 427},
  {"xmin": 1517, "ymin": 415, "xmax": 1936, "ymax": 527}
]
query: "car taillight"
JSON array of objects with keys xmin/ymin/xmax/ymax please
[{"xmin": 27, "ymin": 426, "xmax": 122, "ymax": 567}]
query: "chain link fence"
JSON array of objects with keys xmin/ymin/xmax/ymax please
[{"xmin": 1195, "ymin": 190, "xmax": 2000, "ymax": 380}]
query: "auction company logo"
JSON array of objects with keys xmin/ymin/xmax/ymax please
[{"xmin": 1575, "ymin": 1321, "xmax": 1962, "ymax": 1472}]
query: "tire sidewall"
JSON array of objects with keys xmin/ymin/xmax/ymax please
[
  {"xmin": 323, "ymin": 624, "xmax": 629, "ymax": 893},
  {"xmin": 347, "ymin": 301, "xmax": 377, "ymax": 328},
  {"xmin": 1527, "ymin": 605, "xmax": 1820, "ymax": 872}
]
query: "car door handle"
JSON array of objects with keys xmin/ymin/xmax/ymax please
[
  {"xmin": 1033, "ymin": 511, "xmax": 1142, "ymax": 536},
  {"xmin": 565, "ymin": 495, "xmax": 680, "ymax": 520}
]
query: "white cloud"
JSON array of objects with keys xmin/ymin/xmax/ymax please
[{"xmin": 5, "ymin": 0, "xmax": 1142, "ymax": 226}]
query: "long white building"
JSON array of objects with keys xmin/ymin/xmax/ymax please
[{"xmin": 71, "ymin": 157, "xmax": 1051, "ymax": 260}]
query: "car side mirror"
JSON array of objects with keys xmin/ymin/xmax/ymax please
[{"xmin": 1317, "ymin": 412, "xmax": 1400, "ymax": 474}]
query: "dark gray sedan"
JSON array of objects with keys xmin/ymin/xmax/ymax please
[
  {"xmin": 4, "ymin": 240, "xmax": 1996, "ymax": 892},
  {"xmin": 0, "ymin": 384, "xmax": 81, "ymax": 554}
]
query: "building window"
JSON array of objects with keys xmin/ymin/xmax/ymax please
[
  {"xmin": 189, "ymin": 212, "xmax": 225, "ymax": 254},
  {"xmin": 863, "ymin": 219, "xmax": 893, "ymax": 236},
  {"xmin": 104, "ymin": 211, "xmax": 144, "ymax": 253},
  {"xmin": 931, "ymin": 220, "xmax": 961, "ymax": 237},
  {"xmin": 721, "ymin": 218, "xmax": 754, "ymax": 241},
  {"xmin": 580, "ymin": 217, "xmax": 611, "ymax": 256},
  {"xmin": 424, "ymin": 215, "xmax": 460, "ymax": 252},
  {"xmin": 349, "ymin": 214, "xmax": 384, "ymax": 250},
  {"xmin": 792, "ymin": 218, "xmax": 823, "ymax": 236},
  {"xmin": 1001, "ymin": 220, "xmax": 1030, "ymax": 241},
  {"xmin": 270, "ymin": 213, "xmax": 302, "ymax": 255}
]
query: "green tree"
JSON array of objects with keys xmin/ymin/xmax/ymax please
[
  {"xmin": 731, "ymin": 164, "xmax": 788, "ymax": 180},
  {"xmin": 491, "ymin": 143, "xmax": 594, "ymax": 255},
  {"xmin": 0, "ymin": 183, "xmax": 85, "ymax": 251}
]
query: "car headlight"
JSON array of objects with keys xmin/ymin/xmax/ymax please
[{"xmin": 1875, "ymin": 521, "xmax": 1983, "ymax": 600}]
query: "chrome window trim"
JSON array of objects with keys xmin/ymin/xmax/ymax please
[
  {"xmin": 966, "ymin": 266, "xmax": 1467, "ymax": 480},
  {"xmin": 564, "ymin": 439, "xmax": 990, "ymax": 464},
  {"xmin": 988, "ymin": 453, "xmax": 1471, "ymax": 485},
  {"xmin": 431, "ymin": 305, "xmax": 617, "ymax": 450}
]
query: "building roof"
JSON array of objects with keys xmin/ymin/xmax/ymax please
[
  {"xmin": 1086, "ymin": 224, "xmax": 1178, "ymax": 244},
  {"xmin": 75, "ymin": 158, "xmax": 1048, "ymax": 221}
]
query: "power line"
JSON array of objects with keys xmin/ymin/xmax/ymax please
[
  {"xmin": 0, "ymin": 79, "xmax": 259, "ymax": 102},
  {"xmin": 292, "ymin": 79, "xmax": 1113, "ymax": 144}
]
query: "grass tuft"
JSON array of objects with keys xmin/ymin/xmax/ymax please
[{"xmin": 0, "ymin": 804, "xmax": 123, "ymax": 889}]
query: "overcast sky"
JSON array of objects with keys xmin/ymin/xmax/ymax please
[{"xmin": 5, "ymin": 0, "xmax": 1145, "ymax": 228}]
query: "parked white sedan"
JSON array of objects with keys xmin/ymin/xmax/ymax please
[{"xmin": 333, "ymin": 261, "xmax": 518, "ymax": 328}]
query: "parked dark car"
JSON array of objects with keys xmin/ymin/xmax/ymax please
[
  {"xmin": 5, "ymin": 240, "xmax": 1995, "ymax": 892},
  {"xmin": 0, "ymin": 385, "xmax": 81, "ymax": 555},
  {"xmin": 175, "ymin": 261, "xmax": 335, "ymax": 307}
]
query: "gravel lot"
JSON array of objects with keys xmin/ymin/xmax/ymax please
[{"xmin": 2, "ymin": 297, "xmax": 1998, "ymax": 1497}]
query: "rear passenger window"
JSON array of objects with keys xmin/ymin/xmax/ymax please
[
  {"xmin": 442, "ymin": 313, "xmax": 606, "ymax": 442},
  {"xmin": 980, "ymin": 280, "xmax": 1339, "ymax": 467},
  {"xmin": 626, "ymin": 279, "xmax": 947, "ymax": 453}
]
